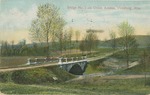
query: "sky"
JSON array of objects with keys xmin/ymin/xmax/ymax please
[{"xmin": 0, "ymin": 0, "xmax": 150, "ymax": 43}]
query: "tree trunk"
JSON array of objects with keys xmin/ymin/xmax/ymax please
[
  {"xmin": 46, "ymin": 30, "xmax": 49, "ymax": 58},
  {"xmin": 126, "ymin": 49, "xmax": 129, "ymax": 68}
]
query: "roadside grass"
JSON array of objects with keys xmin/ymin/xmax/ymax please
[
  {"xmin": 0, "ymin": 56, "xmax": 29, "ymax": 68},
  {"xmin": 66, "ymin": 77, "xmax": 150, "ymax": 95},
  {"xmin": 0, "ymin": 56, "xmax": 48, "ymax": 68},
  {"xmin": 112, "ymin": 48, "xmax": 150, "ymax": 61},
  {"xmin": 63, "ymin": 48, "xmax": 114, "ymax": 58},
  {"xmin": 0, "ymin": 66, "xmax": 75, "ymax": 84},
  {"xmin": 85, "ymin": 59, "xmax": 110, "ymax": 74},
  {"xmin": 116, "ymin": 52, "xmax": 150, "ymax": 75},
  {"xmin": 88, "ymin": 48, "xmax": 114, "ymax": 57},
  {"xmin": 117, "ymin": 62, "xmax": 150, "ymax": 75},
  {"xmin": 1, "ymin": 78, "xmax": 150, "ymax": 95}
]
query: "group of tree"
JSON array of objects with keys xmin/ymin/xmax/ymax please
[
  {"xmin": 30, "ymin": 4, "xmax": 65, "ymax": 57},
  {"xmin": 0, "ymin": 40, "xmax": 28, "ymax": 56},
  {"xmin": 0, "ymin": 40, "xmax": 52, "ymax": 56},
  {"xmin": 0, "ymin": 3, "xmax": 141, "ymax": 68},
  {"xmin": 79, "ymin": 31, "xmax": 99, "ymax": 55},
  {"xmin": 29, "ymin": 4, "xmax": 82, "ymax": 57}
]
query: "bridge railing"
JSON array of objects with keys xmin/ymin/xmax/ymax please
[
  {"xmin": 27, "ymin": 56, "xmax": 87, "ymax": 65},
  {"xmin": 27, "ymin": 57, "xmax": 59, "ymax": 65},
  {"xmin": 58, "ymin": 56, "xmax": 87, "ymax": 65}
]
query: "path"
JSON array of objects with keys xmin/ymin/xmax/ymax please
[
  {"xmin": 100, "ymin": 75, "xmax": 150, "ymax": 80},
  {"xmin": 0, "ymin": 62, "xmax": 57, "ymax": 72},
  {"xmin": 67, "ymin": 74, "xmax": 150, "ymax": 82},
  {"xmin": 87, "ymin": 50, "xmax": 122, "ymax": 62},
  {"xmin": 128, "ymin": 61, "xmax": 139, "ymax": 68},
  {"xmin": 0, "ymin": 91, "xmax": 5, "ymax": 95}
]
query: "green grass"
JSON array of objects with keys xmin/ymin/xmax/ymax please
[
  {"xmin": 0, "ymin": 66, "xmax": 75, "ymax": 84},
  {"xmin": 0, "ymin": 56, "xmax": 48, "ymax": 68},
  {"xmin": 85, "ymin": 60, "xmax": 110, "ymax": 74},
  {"xmin": 117, "ymin": 62, "xmax": 150, "ymax": 75},
  {"xmin": 1, "ymin": 48, "xmax": 150, "ymax": 94},
  {"xmin": 0, "ymin": 78, "xmax": 150, "ymax": 95},
  {"xmin": 0, "ymin": 56, "xmax": 29, "ymax": 68},
  {"xmin": 112, "ymin": 48, "xmax": 150, "ymax": 60}
]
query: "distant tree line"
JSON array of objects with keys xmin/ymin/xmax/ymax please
[
  {"xmin": 0, "ymin": 40, "xmax": 47, "ymax": 56},
  {"xmin": 79, "ymin": 31, "xmax": 99, "ymax": 55},
  {"xmin": 0, "ymin": 31, "xmax": 99, "ymax": 57}
]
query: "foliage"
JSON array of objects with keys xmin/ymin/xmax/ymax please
[
  {"xmin": 11, "ymin": 68, "xmax": 56, "ymax": 84},
  {"xmin": 118, "ymin": 53, "xmax": 150, "ymax": 75},
  {"xmin": 109, "ymin": 30, "xmax": 116, "ymax": 51},
  {"xmin": 85, "ymin": 57, "xmax": 113, "ymax": 74},
  {"xmin": 68, "ymin": 28, "xmax": 73, "ymax": 55},
  {"xmin": 1, "ymin": 78, "xmax": 150, "ymax": 95},
  {"xmin": 0, "ymin": 72, "xmax": 12, "ymax": 82},
  {"xmin": 79, "ymin": 32, "xmax": 98, "ymax": 54},
  {"xmin": 50, "ymin": 67, "xmax": 75, "ymax": 82},
  {"xmin": 118, "ymin": 21, "xmax": 138, "ymax": 67},
  {"xmin": 0, "ymin": 66, "xmax": 74, "ymax": 84},
  {"xmin": 29, "ymin": 3, "xmax": 65, "ymax": 57}
]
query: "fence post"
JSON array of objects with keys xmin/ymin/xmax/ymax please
[
  {"xmin": 72, "ymin": 57, "xmax": 74, "ymax": 62},
  {"xmin": 58, "ymin": 58, "xmax": 62, "ymax": 64},
  {"xmin": 27, "ymin": 58, "xmax": 31, "ymax": 65}
]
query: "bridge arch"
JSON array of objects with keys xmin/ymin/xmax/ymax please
[
  {"xmin": 69, "ymin": 64, "xmax": 83, "ymax": 75},
  {"xmin": 59, "ymin": 61, "xmax": 88, "ymax": 75}
]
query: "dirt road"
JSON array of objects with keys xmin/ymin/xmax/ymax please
[
  {"xmin": 67, "ymin": 74, "xmax": 150, "ymax": 83},
  {"xmin": 0, "ymin": 91, "xmax": 5, "ymax": 95},
  {"xmin": 0, "ymin": 62, "xmax": 57, "ymax": 72}
]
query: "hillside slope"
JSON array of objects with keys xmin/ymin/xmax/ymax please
[{"xmin": 100, "ymin": 35, "xmax": 150, "ymax": 48}]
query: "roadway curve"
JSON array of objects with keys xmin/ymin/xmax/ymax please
[
  {"xmin": 67, "ymin": 74, "xmax": 150, "ymax": 83},
  {"xmin": 0, "ymin": 62, "xmax": 58, "ymax": 72}
]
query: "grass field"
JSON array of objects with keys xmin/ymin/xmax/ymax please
[
  {"xmin": 0, "ymin": 77, "xmax": 150, "ymax": 95},
  {"xmin": 0, "ymin": 48, "xmax": 113, "ymax": 68},
  {"xmin": 0, "ymin": 48, "xmax": 150, "ymax": 94}
]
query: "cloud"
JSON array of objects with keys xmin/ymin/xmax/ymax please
[{"xmin": 0, "ymin": 4, "xmax": 37, "ymax": 32}]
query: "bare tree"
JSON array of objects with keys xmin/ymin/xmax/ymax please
[
  {"xmin": 75, "ymin": 30, "xmax": 80, "ymax": 55},
  {"xmin": 109, "ymin": 30, "xmax": 116, "ymax": 52},
  {"xmin": 11, "ymin": 40, "xmax": 14, "ymax": 56},
  {"xmin": 118, "ymin": 21, "xmax": 138, "ymax": 67},
  {"xmin": 79, "ymin": 35, "xmax": 87, "ymax": 55},
  {"xmin": 57, "ymin": 31, "xmax": 63, "ymax": 56},
  {"xmin": 84, "ymin": 32, "xmax": 98, "ymax": 54},
  {"xmin": 68, "ymin": 28, "xmax": 73, "ymax": 56},
  {"xmin": 30, "ymin": 3, "xmax": 65, "ymax": 57}
]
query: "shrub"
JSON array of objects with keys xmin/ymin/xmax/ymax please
[
  {"xmin": 0, "ymin": 72, "xmax": 12, "ymax": 82},
  {"xmin": 50, "ymin": 67, "xmax": 75, "ymax": 82},
  {"xmin": 12, "ymin": 68, "xmax": 55, "ymax": 84}
]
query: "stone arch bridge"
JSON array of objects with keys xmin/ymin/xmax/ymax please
[
  {"xmin": 58, "ymin": 57, "xmax": 88, "ymax": 75},
  {"xmin": 0, "ymin": 51, "xmax": 120, "ymax": 75}
]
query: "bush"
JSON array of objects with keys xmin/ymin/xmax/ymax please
[
  {"xmin": 12, "ymin": 68, "xmax": 55, "ymax": 84},
  {"xmin": 0, "ymin": 72, "xmax": 12, "ymax": 82},
  {"xmin": 0, "ymin": 67, "xmax": 75, "ymax": 84},
  {"xmin": 50, "ymin": 67, "xmax": 75, "ymax": 82}
]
